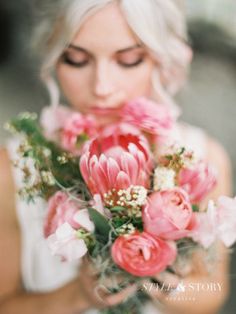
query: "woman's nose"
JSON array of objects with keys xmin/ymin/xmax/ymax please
[{"xmin": 92, "ymin": 61, "xmax": 115, "ymax": 98}]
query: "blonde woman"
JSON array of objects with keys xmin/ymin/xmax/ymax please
[{"xmin": 0, "ymin": 1, "xmax": 232, "ymax": 313}]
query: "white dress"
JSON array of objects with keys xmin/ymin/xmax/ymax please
[{"xmin": 6, "ymin": 123, "xmax": 207, "ymax": 314}]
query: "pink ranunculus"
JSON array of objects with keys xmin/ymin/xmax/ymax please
[
  {"xmin": 61, "ymin": 112, "xmax": 98, "ymax": 156},
  {"xmin": 191, "ymin": 196, "xmax": 236, "ymax": 248},
  {"xmin": 47, "ymin": 222, "xmax": 88, "ymax": 262},
  {"xmin": 178, "ymin": 161, "xmax": 217, "ymax": 204},
  {"xmin": 111, "ymin": 231, "xmax": 176, "ymax": 277},
  {"xmin": 44, "ymin": 191, "xmax": 94, "ymax": 238},
  {"xmin": 80, "ymin": 132, "xmax": 153, "ymax": 196},
  {"xmin": 143, "ymin": 188, "xmax": 196, "ymax": 240},
  {"xmin": 40, "ymin": 105, "xmax": 72, "ymax": 141},
  {"xmin": 121, "ymin": 97, "xmax": 175, "ymax": 138}
]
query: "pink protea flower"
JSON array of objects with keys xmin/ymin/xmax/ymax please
[
  {"xmin": 120, "ymin": 97, "xmax": 175, "ymax": 140},
  {"xmin": 80, "ymin": 132, "xmax": 153, "ymax": 197},
  {"xmin": 178, "ymin": 161, "xmax": 217, "ymax": 204},
  {"xmin": 61, "ymin": 112, "xmax": 98, "ymax": 156}
]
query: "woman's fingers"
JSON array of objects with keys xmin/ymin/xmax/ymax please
[
  {"xmin": 92, "ymin": 282, "xmax": 137, "ymax": 308},
  {"xmin": 139, "ymin": 271, "xmax": 180, "ymax": 302},
  {"xmin": 154, "ymin": 271, "xmax": 180, "ymax": 288},
  {"xmin": 79, "ymin": 258, "xmax": 138, "ymax": 309}
]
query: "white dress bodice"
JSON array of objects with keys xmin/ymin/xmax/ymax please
[{"xmin": 6, "ymin": 123, "xmax": 207, "ymax": 313}]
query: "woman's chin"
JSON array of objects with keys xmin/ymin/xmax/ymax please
[{"xmin": 96, "ymin": 115, "xmax": 120, "ymax": 127}]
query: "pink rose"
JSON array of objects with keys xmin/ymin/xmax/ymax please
[
  {"xmin": 80, "ymin": 132, "xmax": 153, "ymax": 196},
  {"xmin": 191, "ymin": 196, "xmax": 236, "ymax": 248},
  {"xmin": 47, "ymin": 222, "xmax": 88, "ymax": 262},
  {"xmin": 111, "ymin": 231, "xmax": 176, "ymax": 277},
  {"xmin": 61, "ymin": 113, "xmax": 98, "ymax": 155},
  {"xmin": 178, "ymin": 161, "xmax": 217, "ymax": 204},
  {"xmin": 143, "ymin": 188, "xmax": 196, "ymax": 240},
  {"xmin": 44, "ymin": 191, "xmax": 94, "ymax": 238},
  {"xmin": 40, "ymin": 105, "xmax": 72, "ymax": 141},
  {"xmin": 121, "ymin": 97, "xmax": 175, "ymax": 139}
]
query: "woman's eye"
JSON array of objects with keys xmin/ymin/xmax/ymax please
[
  {"xmin": 117, "ymin": 52, "xmax": 146, "ymax": 68},
  {"xmin": 61, "ymin": 53, "xmax": 89, "ymax": 68},
  {"xmin": 118, "ymin": 58, "xmax": 144, "ymax": 68}
]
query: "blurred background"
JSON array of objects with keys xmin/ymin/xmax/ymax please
[{"xmin": 0, "ymin": 1, "xmax": 236, "ymax": 312}]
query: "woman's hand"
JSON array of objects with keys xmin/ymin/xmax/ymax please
[
  {"xmin": 73, "ymin": 258, "xmax": 137, "ymax": 312},
  {"xmin": 140, "ymin": 245, "xmax": 229, "ymax": 314}
]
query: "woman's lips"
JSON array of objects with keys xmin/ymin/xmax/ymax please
[{"xmin": 89, "ymin": 106, "xmax": 123, "ymax": 116}]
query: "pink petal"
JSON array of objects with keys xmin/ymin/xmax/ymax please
[{"xmin": 115, "ymin": 171, "xmax": 131, "ymax": 190}]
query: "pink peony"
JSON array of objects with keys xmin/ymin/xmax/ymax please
[
  {"xmin": 111, "ymin": 231, "xmax": 176, "ymax": 277},
  {"xmin": 80, "ymin": 132, "xmax": 153, "ymax": 196},
  {"xmin": 178, "ymin": 161, "xmax": 217, "ymax": 204},
  {"xmin": 44, "ymin": 191, "xmax": 94, "ymax": 238},
  {"xmin": 61, "ymin": 112, "xmax": 98, "ymax": 155},
  {"xmin": 143, "ymin": 188, "xmax": 196, "ymax": 240},
  {"xmin": 47, "ymin": 222, "xmax": 88, "ymax": 262},
  {"xmin": 40, "ymin": 105, "xmax": 72, "ymax": 141},
  {"xmin": 191, "ymin": 196, "xmax": 236, "ymax": 248},
  {"xmin": 121, "ymin": 97, "xmax": 175, "ymax": 138},
  {"xmin": 100, "ymin": 122, "xmax": 141, "ymax": 138}
]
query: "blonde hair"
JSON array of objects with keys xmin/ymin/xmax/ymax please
[{"xmin": 33, "ymin": 0, "xmax": 192, "ymax": 111}]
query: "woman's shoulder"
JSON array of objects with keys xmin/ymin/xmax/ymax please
[
  {"xmin": 205, "ymin": 135, "xmax": 232, "ymax": 197},
  {"xmin": 179, "ymin": 122, "xmax": 229, "ymax": 158},
  {"xmin": 0, "ymin": 146, "xmax": 14, "ymax": 195},
  {"xmin": 0, "ymin": 145, "xmax": 17, "ymax": 225},
  {"xmin": 0, "ymin": 146, "xmax": 22, "ymax": 297},
  {"xmin": 178, "ymin": 122, "xmax": 232, "ymax": 197}
]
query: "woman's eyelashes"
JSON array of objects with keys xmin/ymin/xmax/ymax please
[
  {"xmin": 61, "ymin": 53, "xmax": 89, "ymax": 67},
  {"xmin": 61, "ymin": 52, "xmax": 145, "ymax": 68},
  {"xmin": 117, "ymin": 57, "xmax": 144, "ymax": 67}
]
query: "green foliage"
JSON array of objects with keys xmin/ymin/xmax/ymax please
[
  {"xmin": 192, "ymin": 204, "xmax": 200, "ymax": 212},
  {"xmin": 88, "ymin": 208, "xmax": 111, "ymax": 243},
  {"xmin": 8, "ymin": 113, "xmax": 88, "ymax": 200}
]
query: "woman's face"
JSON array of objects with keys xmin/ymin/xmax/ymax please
[{"xmin": 56, "ymin": 2, "xmax": 155, "ymax": 124}]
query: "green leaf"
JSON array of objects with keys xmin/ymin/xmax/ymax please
[
  {"xmin": 88, "ymin": 208, "xmax": 111, "ymax": 241},
  {"xmin": 192, "ymin": 204, "xmax": 200, "ymax": 212},
  {"xmin": 110, "ymin": 206, "xmax": 125, "ymax": 212}
]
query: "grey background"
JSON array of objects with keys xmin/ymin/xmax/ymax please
[{"xmin": 0, "ymin": 1, "xmax": 236, "ymax": 313}]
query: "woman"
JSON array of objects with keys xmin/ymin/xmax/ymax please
[{"xmin": 0, "ymin": 0, "xmax": 232, "ymax": 313}]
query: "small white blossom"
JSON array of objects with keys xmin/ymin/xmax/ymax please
[
  {"xmin": 154, "ymin": 167, "xmax": 176, "ymax": 191},
  {"xmin": 42, "ymin": 148, "xmax": 52, "ymax": 158},
  {"xmin": 116, "ymin": 223, "xmax": 136, "ymax": 235},
  {"xmin": 103, "ymin": 185, "xmax": 147, "ymax": 217},
  {"xmin": 41, "ymin": 170, "xmax": 55, "ymax": 186}
]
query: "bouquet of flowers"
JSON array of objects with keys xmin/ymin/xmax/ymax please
[{"xmin": 6, "ymin": 97, "xmax": 236, "ymax": 314}]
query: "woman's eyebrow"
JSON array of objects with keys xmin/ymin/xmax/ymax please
[
  {"xmin": 116, "ymin": 44, "xmax": 143, "ymax": 53},
  {"xmin": 68, "ymin": 44, "xmax": 143, "ymax": 54},
  {"xmin": 68, "ymin": 44, "xmax": 90, "ymax": 54}
]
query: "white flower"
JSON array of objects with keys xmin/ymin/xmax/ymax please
[
  {"xmin": 153, "ymin": 167, "xmax": 176, "ymax": 191},
  {"xmin": 47, "ymin": 222, "xmax": 88, "ymax": 262},
  {"xmin": 191, "ymin": 196, "xmax": 236, "ymax": 248},
  {"xmin": 41, "ymin": 171, "xmax": 55, "ymax": 186},
  {"xmin": 73, "ymin": 209, "xmax": 95, "ymax": 232}
]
